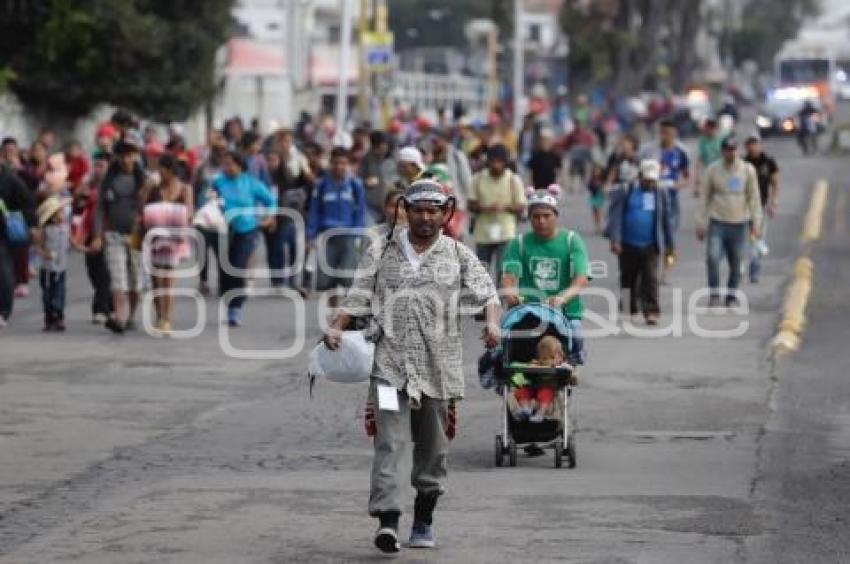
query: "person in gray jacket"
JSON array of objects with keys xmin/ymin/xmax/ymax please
[
  {"xmin": 431, "ymin": 128, "xmax": 473, "ymax": 211},
  {"xmin": 606, "ymin": 159, "xmax": 674, "ymax": 325},
  {"xmin": 358, "ymin": 130, "xmax": 398, "ymax": 223}
]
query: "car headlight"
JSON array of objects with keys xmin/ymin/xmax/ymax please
[{"xmin": 755, "ymin": 115, "xmax": 772, "ymax": 128}]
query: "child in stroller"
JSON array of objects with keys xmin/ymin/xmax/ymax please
[
  {"xmin": 509, "ymin": 336, "xmax": 568, "ymax": 423},
  {"xmin": 492, "ymin": 304, "xmax": 577, "ymax": 469}
]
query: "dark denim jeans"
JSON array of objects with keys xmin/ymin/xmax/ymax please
[
  {"xmin": 220, "ymin": 230, "xmax": 258, "ymax": 312},
  {"xmin": 668, "ymin": 189, "xmax": 680, "ymax": 248},
  {"xmin": 264, "ymin": 220, "xmax": 299, "ymax": 287},
  {"xmin": 198, "ymin": 227, "xmax": 222, "ymax": 288},
  {"xmin": 85, "ymin": 248, "xmax": 112, "ymax": 316},
  {"xmin": 316, "ymin": 233, "xmax": 359, "ymax": 291},
  {"xmin": 0, "ymin": 240, "xmax": 15, "ymax": 319},
  {"xmin": 706, "ymin": 220, "xmax": 748, "ymax": 298},
  {"xmin": 39, "ymin": 269, "xmax": 66, "ymax": 323}
]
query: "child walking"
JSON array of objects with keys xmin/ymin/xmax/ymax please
[{"xmin": 36, "ymin": 196, "xmax": 71, "ymax": 331}]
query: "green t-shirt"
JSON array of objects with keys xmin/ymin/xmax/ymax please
[
  {"xmin": 501, "ymin": 229, "xmax": 590, "ymax": 320},
  {"xmin": 698, "ymin": 135, "xmax": 722, "ymax": 168}
]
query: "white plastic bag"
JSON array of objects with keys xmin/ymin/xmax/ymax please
[
  {"xmin": 192, "ymin": 195, "xmax": 227, "ymax": 233},
  {"xmin": 309, "ymin": 331, "xmax": 374, "ymax": 383}
]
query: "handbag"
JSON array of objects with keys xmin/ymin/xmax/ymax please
[{"xmin": 0, "ymin": 199, "xmax": 29, "ymax": 246}]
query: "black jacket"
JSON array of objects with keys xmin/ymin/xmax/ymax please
[{"xmin": 0, "ymin": 165, "xmax": 36, "ymax": 242}]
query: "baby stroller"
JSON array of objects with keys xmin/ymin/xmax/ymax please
[{"xmin": 493, "ymin": 304, "xmax": 577, "ymax": 469}]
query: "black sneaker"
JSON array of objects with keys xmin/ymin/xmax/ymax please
[
  {"xmin": 725, "ymin": 295, "xmax": 741, "ymax": 309},
  {"xmin": 374, "ymin": 527, "xmax": 400, "ymax": 554},
  {"xmin": 105, "ymin": 318, "xmax": 125, "ymax": 334},
  {"xmin": 708, "ymin": 296, "xmax": 722, "ymax": 309}
]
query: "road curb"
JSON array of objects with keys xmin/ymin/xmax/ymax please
[{"xmin": 772, "ymin": 180, "xmax": 828, "ymax": 354}]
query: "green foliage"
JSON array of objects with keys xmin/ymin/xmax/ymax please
[
  {"xmin": 559, "ymin": 2, "xmax": 632, "ymax": 90},
  {"xmin": 730, "ymin": 0, "xmax": 821, "ymax": 69},
  {"xmin": 0, "ymin": 0, "xmax": 233, "ymax": 121}
]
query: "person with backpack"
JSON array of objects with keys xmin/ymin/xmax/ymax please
[
  {"xmin": 468, "ymin": 144, "xmax": 527, "ymax": 276},
  {"xmin": 501, "ymin": 183, "xmax": 590, "ymax": 372},
  {"xmin": 306, "ymin": 146, "xmax": 367, "ymax": 293},
  {"xmin": 0, "ymin": 163, "xmax": 37, "ymax": 328},
  {"xmin": 90, "ymin": 140, "xmax": 150, "ymax": 334},
  {"xmin": 606, "ymin": 159, "xmax": 675, "ymax": 325}
]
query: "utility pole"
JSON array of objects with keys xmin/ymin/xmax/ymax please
[
  {"xmin": 513, "ymin": 0, "xmax": 524, "ymax": 132},
  {"xmin": 375, "ymin": 0, "xmax": 391, "ymax": 127},
  {"xmin": 486, "ymin": 25, "xmax": 499, "ymax": 113},
  {"xmin": 356, "ymin": 0, "xmax": 371, "ymax": 124},
  {"xmin": 337, "ymin": 0, "xmax": 354, "ymax": 131}
]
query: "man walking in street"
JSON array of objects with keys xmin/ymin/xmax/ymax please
[
  {"xmin": 645, "ymin": 119, "xmax": 690, "ymax": 278},
  {"xmin": 0, "ymin": 163, "xmax": 37, "ymax": 328},
  {"xmin": 306, "ymin": 146, "xmax": 367, "ymax": 294},
  {"xmin": 324, "ymin": 179, "xmax": 500, "ymax": 554},
  {"xmin": 526, "ymin": 127, "xmax": 562, "ymax": 190},
  {"xmin": 91, "ymin": 140, "xmax": 150, "ymax": 334},
  {"xmin": 358, "ymin": 130, "xmax": 398, "ymax": 223},
  {"xmin": 468, "ymin": 144, "xmax": 527, "ymax": 275},
  {"xmin": 430, "ymin": 128, "xmax": 474, "ymax": 211},
  {"xmin": 606, "ymin": 159, "xmax": 675, "ymax": 325},
  {"xmin": 695, "ymin": 118, "xmax": 723, "ymax": 197},
  {"xmin": 696, "ymin": 136, "xmax": 763, "ymax": 308},
  {"xmin": 743, "ymin": 133, "xmax": 779, "ymax": 283}
]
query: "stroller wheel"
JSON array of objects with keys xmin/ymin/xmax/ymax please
[
  {"xmin": 508, "ymin": 438, "xmax": 518, "ymax": 467},
  {"xmin": 566, "ymin": 435, "xmax": 577, "ymax": 469},
  {"xmin": 494, "ymin": 435, "xmax": 504, "ymax": 467},
  {"xmin": 554, "ymin": 438, "xmax": 563, "ymax": 469}
]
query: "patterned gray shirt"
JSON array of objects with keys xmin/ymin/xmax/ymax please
[
  {"xmin": 42, "ymin": 223, "xmax": 70, "ymax": 272},
  {"xmin": 342, "ymin": 229, "xmax": 498, "ymax": 402}
]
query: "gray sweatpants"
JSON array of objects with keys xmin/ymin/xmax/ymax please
[{"xmin": 368, "ymin": 384, "xmax": 450, "ymax": 517}]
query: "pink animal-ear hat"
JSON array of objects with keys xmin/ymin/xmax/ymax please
[{"xmin": 526, "ymin": 183, "xmax": 562, "ymax": 214}]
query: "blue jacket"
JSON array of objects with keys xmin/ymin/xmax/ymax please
[
  {"xmin": 211, "ymin": 172, "xmax": 277, "ymax": 234},
  {"xmin": 306, "ymin": 174, "xmax": 366, "ymax": 240},
  {"xmin": 605, "ymin": 182, "xmax": 674, "ymax": 251}
]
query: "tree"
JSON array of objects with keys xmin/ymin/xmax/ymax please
[
  {"xmin": 730, "ymin": 0, "xmax": 821, "ymax": 70},
  {"xmin": 0, "ymin": 0, "xmax": 233, "ymax": 122},
  {"xmin": 560, "ymin": 0, "xmax": 704, "ymax": 96}
]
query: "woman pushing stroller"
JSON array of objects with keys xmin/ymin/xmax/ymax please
[
  {"xmin": 501, "ymin": 184, "xmax": 589, "ymax": 371},
  {"xmin": 499, "ymin": 184, "xmax": 590, "ymax": 456}
]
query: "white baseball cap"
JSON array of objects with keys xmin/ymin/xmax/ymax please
[{"xmin": 398, "ymin": 146, "xmax": 424, "ymax": 170}]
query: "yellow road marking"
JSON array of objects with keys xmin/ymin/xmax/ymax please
[{"xmin": 773, "ymin": 181, "xmax": 829, "ymax": 355}]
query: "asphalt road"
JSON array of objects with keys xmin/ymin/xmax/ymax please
[{"xmin": 1, "ymin": 131, "xmax": 849, "ymax": 563}]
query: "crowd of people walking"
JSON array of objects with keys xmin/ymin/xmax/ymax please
[{"xmin": 0, "ymin": 96, "xmax": 777, "ymax": 337}]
